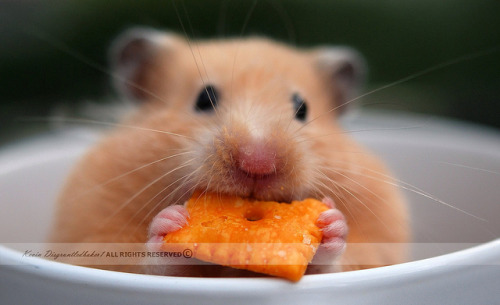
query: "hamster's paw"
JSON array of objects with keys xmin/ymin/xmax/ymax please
[
  {"xmin": 146, "ymin": 205, "xmax": 189, "ymax": 252},
  {"xmin": 314, "ymin": 197, "xmax": 348, "ymax": 261}
]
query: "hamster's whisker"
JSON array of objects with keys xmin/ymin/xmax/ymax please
[
  {"xmin": 286, "ymin": 95, "xmax": 308, "ymax": 133},
  {"xmin": 151, "ymin": 153, "xmax": 214, "ymax": 210},
  {"xmin": 121, "ymin": 166, "xmax": 198, "ymax": 232},
  {"xmin": 300, "ymin": 44, "xmax": 500, "ymax": 132},
  {"xmin": 21, "ymin": 116, "xmax": 195, "ymax": 140},
  {"xmin": 172, "ymin": 1, "xmax": 221, "ymax": 118},
  {"xmin": 199, "ymin": 161, "xmax": 218, "ymax": 198},
  {"xmin": 437, "ymin": 161, "xmax": 500, "ymax": 176},
  {"xmin": 136, "ymin": 171, "xmax": 204, "ymax": 233},
  {"xmin": 316, "ymin": 170, "xmax": 352, "ymax": 209},
  {"xmin": 308, "ymin": 173, "xmax": 362, "ymax": 232},
  {"xmin": 238, "ymin": 0, "xmax": 259, "ymax": 41},
  {"xmin": 316, "ymin": 165, "xmax": 394, "ymax": 215},
  {"xmin": 125, "ymin": 168, "xmax": 202, "ymax": 239},
  {"xmin": 108, "ymin": 161, "xmax": 197, "ymax": 236},
  {"xmin": 314, "ymin": 167, "xmax": 397, "ymax": 235},
  {"xmin": 229, "ymin": 0, "xmax": 259, "ymax": 103},
  {"xmin": 268, "ymin": 0, "xmax": 297, "ymax": 44},
  {"xmin": 98, "ymin": 158, "xmax": 197, "ymax": 229},
  {"xmin": 310, "ymin": 170, "xmax": 354, "ymax": 214},
  {"xmin": 325, "ymin": 158, "xmax": 447, "ymax": 204},
  {"xmin": 22, "ymin": 25, "xmax": 175, "ymax": 106},
  {"xmin": 179, "ymin": 157, "xmax": 216, "ymax": 208},
  {"xmin": 322, "ymin": 160, "xmax": 486, "ymax": 222},
  {"xmin": 324, "ymin": 159, "xmax": 435, "ymax": 199},
  {"xmin": 69, "ymin": 151, "xmax": 194, "ymax": 203},
  {"xmin": 334, "ymin": 44, "xmax": 500, "ymax": 113},
  {"xmin": 161, "ymin": 170, "xmax": 202, "ymax": 212},
  {"xmin": 299, "ymin": 145, "xmax": 374, "ymax": 157},
  {"xmin": 292, "ymin": 124, "xmax": 426, "ymax": 142},
  {"xmin": 303, "ymin": 178, "xmax": 330, "ymax": 203}
]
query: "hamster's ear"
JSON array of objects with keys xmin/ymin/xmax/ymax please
[
  {"xmin": 109, "ymin": 27, "xmax": 176, "ymax": 101},
  {"xmin": 313, "ymin": 47, "xmax": 366, "ymax": 114}
]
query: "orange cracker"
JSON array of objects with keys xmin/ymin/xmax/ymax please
[{"xmin": 161, "ymin": 192, "xmax": 328, "ymax": 281}]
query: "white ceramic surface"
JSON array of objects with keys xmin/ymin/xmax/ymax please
[{"xmin": 1, "ymin": 111, "xmax": 499, "ymax": 305}]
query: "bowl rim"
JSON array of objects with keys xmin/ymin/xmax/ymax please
[{"xmin": 1, "ymin": 239, "xmax": 499, "ymax": 293}]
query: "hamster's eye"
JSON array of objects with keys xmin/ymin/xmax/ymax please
[
  {"xmin": 195, "ymin": 85, "xmax": 219, "ymax": 112},
  {"xmin": 292, "ymin": 93, "xmax": 307, "ymax": 121}
]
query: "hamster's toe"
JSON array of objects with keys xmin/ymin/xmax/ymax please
[
  {"xmin": 314, "ymin": 198, "xmax": 348, "ymax": 261},
  {"xmin": 146, "ymin": 205, "xmax": 189, "ymax": 251}
]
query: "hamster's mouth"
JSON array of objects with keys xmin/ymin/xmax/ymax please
[
  {"xmin": 240, "ymin": 171, "xmax": 276, "ymax": 181},
  {"xmin": 234, "ymin": 168, "xmax": 278, "ymax": 187},
  {"xmin": 231, "ymin": 169, "xmax": 290, "ymax": 202},
  {"xmin": 195, "ymin": 167, "xmax": 293, "ymax": 202}
]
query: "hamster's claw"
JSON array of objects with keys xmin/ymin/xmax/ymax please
[{"xmin": 146, "ymin": 205, "xmax": 189, "ymax": 251}]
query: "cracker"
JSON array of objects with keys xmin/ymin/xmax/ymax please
[{"xmin": 161, "ymin": 192, "xmax": 328, "ymax": 281}]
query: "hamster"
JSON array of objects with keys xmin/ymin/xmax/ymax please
[{"xmin": 48, "ymin": 27, "xmax": 409, "ymax": 276}]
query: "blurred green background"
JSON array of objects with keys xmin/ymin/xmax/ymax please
[{"xmin": 1, "ymin": 0, "xmax": 499, "ymax": 145}]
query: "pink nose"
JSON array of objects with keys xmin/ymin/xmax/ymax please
[{"xmin": 237, "ymin": 141, "xmax": 277, "ymax": 175}]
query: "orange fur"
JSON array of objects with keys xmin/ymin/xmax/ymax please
[{"xmin": 48, "ymin": 31, "xmax": 409, "ymax": 276}]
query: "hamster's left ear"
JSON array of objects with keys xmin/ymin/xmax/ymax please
[
  {"xmin": 109, "ymin": 27, "xmax": 175, "ymax": 102},
  {"xmin": 313, "ymin": 47, "xmax": 366, "ymax": 114}
]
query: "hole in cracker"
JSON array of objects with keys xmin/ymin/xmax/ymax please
[{"xmin": 245, "ymin": 209, "xmax": 264, "ymax": 222}]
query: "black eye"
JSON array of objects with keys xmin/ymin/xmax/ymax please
[
  {"xmin": 195, "ymin": 85, "xmax": 219, "ymax": 112},
  {"xmin": 292, "ymin": 93, "xmax": 307, "ymax": 121}
]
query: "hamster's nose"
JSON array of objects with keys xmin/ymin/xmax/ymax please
[{"xmin": 237, "ymin": 140, "xmax": 277, "ymax": 176}]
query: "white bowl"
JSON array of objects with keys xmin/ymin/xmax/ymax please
[{"xmin": 1, "ymin": 111, "xmax": 499, "ymax": 305}]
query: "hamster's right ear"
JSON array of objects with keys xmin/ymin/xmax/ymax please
[
  {"xmin": 109, "ymin": 27, "xmax": 177, "ymax": 102},
  {"xmin": 313, "ymin": 47, "xmax": 366, "ymax": 114}
]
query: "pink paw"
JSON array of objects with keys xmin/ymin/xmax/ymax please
[
  {"xmin": 315, "ymin": 197, "xmax": 348, "ymax": 261},
  {"xmin": 146, "ymin": 205, "xmax": 189, "ymax": 252}
]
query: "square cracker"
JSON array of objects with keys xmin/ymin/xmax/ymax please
[{"xmin": 161, "ymin": 192, "xmax": 328, "ymax": 281}]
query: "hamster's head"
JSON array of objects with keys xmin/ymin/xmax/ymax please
[{"xmin": 110, "ymin": 28, "xmax": 365, "ymax": 203}]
